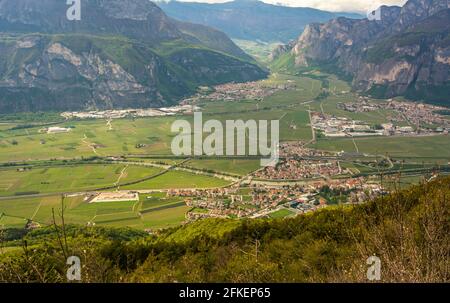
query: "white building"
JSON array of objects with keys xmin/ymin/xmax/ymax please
[{"xmin": 47, "ymin": 127, "xmax": 71, "ymax": 134}]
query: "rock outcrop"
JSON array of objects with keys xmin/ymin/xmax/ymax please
[{"xmin": 271, "ymin": 0, "xmax": 450, "ymax": 105}]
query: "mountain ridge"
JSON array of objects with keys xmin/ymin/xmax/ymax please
[
  {"xmin": 157, "ymin": 0, "xmax": 363, "ymax": 43},
  {"xmin": 271, "ymin": 0, "xmax": 450, "ymax": 105},
  {"xmin": 0, "ymin": 0, "xmax": 267, "ymax": 113}
]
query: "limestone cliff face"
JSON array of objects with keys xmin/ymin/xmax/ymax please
[
  {"xmin": 272, "ymin": 0, "xmax": 450, "ymax": 104},
  {"xmin": 0, "ymin": 0, "xmax": 267, "ymax": 112},
  {"xmin": 0, "ymin": 36, "xmax": 167, "ymax": 112}
]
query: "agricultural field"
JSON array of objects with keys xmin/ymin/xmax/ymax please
[
  {"xmin": 279, "ymin": 108, "xmax": 313, "ymax": 141},
  {"xmin": 199, "ymin": 98, "xmax": 259, "ymax": 114},
  {"xmin": 122, "ymin": 170, "xmax": 231, "ymax": 190},
  {"xmin": 0, "ymin": 108, "xmax": 310, "ymax": 163},
  {"xmin": 203, "ymin": 107, "xmax": 313, "ymax": 143},
  {"xmin": 184, "ymin": 159, "xmax": 261, "ymax": 176},
  {"xmin": 269, "ymin": 209, "xmax": 295, "ymax": 219},
  {"xmin": 141, "ymin": 204, "xmax": 190, "ymax": 229},
  {"xmin": 233, "ymin": 39, "xmax": 282, "ymax": 65},
  {"xmin": 259, "ymin": 76, "xmax": 321, "ymax": 108},
  {"xmin": 124, "ymin": 157, "xmax": 185, "ymax": 166},
  {"xmin": 0, "ymin": 116, "xmax": 179, "ymax": 162},
  {"xmin": 0, "ymin": 123, "xmax": 18, "ymax": 131},
  {"xmin": 307, "ymin": 94, "xmax": 402, "ymax": 127},
  {"xmin": 0, "ymin": 192, "xmax": 191, "ymax": 230},
  {"xmin": 0, "ymin": 164, "xmax": 163, "ymax": 197},
  {"xmin": 312, "ymin": 135, "xmax": 450, "ymax": 160}
]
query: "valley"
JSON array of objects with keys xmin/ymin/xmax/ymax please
[
  {"xmin": 1, "ymin": 71, "xmax": 449, "ymax": 231},
  {"xmin": 0, "ymin": 0, "xmax": 448, "ymax": 285}
]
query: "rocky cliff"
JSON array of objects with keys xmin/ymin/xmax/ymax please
[
  {"xmin": 0, "ymin": 0, "xmax": 267, "ymax": 113},
  {"xmin": 271, "ymin": 0, "xmax": 450, "ymax": 105}
]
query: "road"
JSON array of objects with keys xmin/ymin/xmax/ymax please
[{"xmin": 307, "ymin": 109, "xmax": 316, "ymax": 145}]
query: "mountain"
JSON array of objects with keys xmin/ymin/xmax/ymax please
[
  {"xmin": 271, "ymin": 0, "xmax": 450, "ymax": 106},
  {"xmin": 0, "ymin": 0, "xmax": 267, "ymax": 113},
  {"xmin": 157, "ymin": 0, "xmax": 363, "ymax": 43}
]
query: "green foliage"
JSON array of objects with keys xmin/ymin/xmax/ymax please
[
  {"xmin": 365, "ymin": 41, "xmax": 397, "ymax": 64},
  {"xmin": 0, "ymin": 112, "xmax": 63, "ymax": 123},
  {"xmin": 269, "ymin": 52, "xmax": 297, "ymax": 73},
  {"xmin": 405, "ymin": 82, "xmax": 450, "ymax": 106}
]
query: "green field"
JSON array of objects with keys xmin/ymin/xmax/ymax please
[
  {"xmin": 124, "ymin": 157, "xmax": 184, "ymax": 166},
  {"xmin": 140, "ymin": 192, "xmax": 184, "ymax": 211},
  {"xmin": 0, "ymin": 164, "xmax": 163, "ymax": 196},
  {"xmin": 312, "ymin": 135, "xmax": 450, "ymax": 160},
  {"xmin": 269, "ymin": 208, "xmax": 295, "ymax": 219},
  {"xmin": 0, "ymin": 192, "xmax": 190, "ymax": 230},
  {"xmin": 279, "ymin": 109, "xmax": 313, "ymax": 141},
  {"xmin": 0, "ymin": 123, "xmax": 18, "ymax": 131},
  {"xmin": 123, "ymin": 170, "xmax": 231, "ymax": 190},
  {"xmin": 233, "ymin": 39, "xmax": 282, "ymax": 64},
  {"xmin": 259, "ymin": 76, "xmax": 321, "ymax": 108},
  {"xmin": 184, "ymin": 159, "xmax": 261, "ymax": 176},
  {"xmin": 0, "ymin": 108, "xmax": 313, "ymax": 161},
  {"xmin": 0, "ymin": 116, "xmax": 179, "ymax": 162}
]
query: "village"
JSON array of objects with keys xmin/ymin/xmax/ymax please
[
  {"xmin": 166, "ymin": 176, "xmax": 383, "ymax": 222},
  {"xmin": 165, "ymin": 138, "xmax": 386, "ymax": 221},
  {"xmin": 181, "ymin": 80, "xmax": 297, "ymax": 104},
  {"xmin": 278, "ymin": 141, "xmax": 333, "ymax": 158},
  {"xmin": 60, "ymin": 105, "xmax": 199, "ymax": 120},
  {"xmin": 337, "ymin": 98, "xmax": 450, "ymax": 135},
  {"xmin": 253, "ymin": 158, "xmax": 345, "ymax": 180},
  {"xmin": 311, "ymin": 112, "xmax": 385, "ymax": 138}
]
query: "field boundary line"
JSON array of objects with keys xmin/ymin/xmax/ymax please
[{"xmin": 30, "ymin": 202, "xmax": 42, "ymax": 221}]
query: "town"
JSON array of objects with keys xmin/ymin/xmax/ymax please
[
  {"xmin": 311, "ymin": 112, "xmax": 385, "ymax": 137},
  {"xmin": 181, "ymin": 80, "xmax": 297, "ymax": 104},
  {"xmin": 60, "ymin": 105, "xmax": 199, "ymax": 120},
  {"xmin": 165, "ymin": 176, "xmax": 383, "ymax": 222},
  {"xmin": 336, "ymin": 98, "xmax": 450, "ymax": 135}
]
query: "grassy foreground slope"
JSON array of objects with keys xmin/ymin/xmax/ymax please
[{"xmin": 1, "ymin": 177, "xmax": 449, "ymax": 282}]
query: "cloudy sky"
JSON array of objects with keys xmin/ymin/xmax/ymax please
[{"xmin": 167, "ymin": 0, "xmax": 408, "ymax": 13}]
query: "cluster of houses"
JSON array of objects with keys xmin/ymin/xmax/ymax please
[
  {"xmin": 337, "ymin": 98, "xmax": 379, "ymax": 112},
  {"xmin": 279, "ymin": 141, "xmax": 333, "ymax": 158},
  {"xmin": 311, "ymin": 112, "xmax": 383, "ymax": 138},
  {"xmin": 337, "ymin": 98, "xmax": 450, "ymax": 135},
  {"xmin": 42, "ymin": 126, "xmax": 72, "ymax": 134},
  {"xmin": 254, "ymin": 159, "xmax": 344, "ymax": 180},
  {"xmin": 181, "ymin": 81, "xmax": 296, "ymax": 104},
  {"xmin": 385, "ymin": 100, "xmax": 450, "ymax": 133},
  {"xmin": 174, "ymin": 176, "xmax": 383, "ymax": 222},
  {"xmin": 60, "ymin": 105, "xmax": 199, "ymax": 120}
]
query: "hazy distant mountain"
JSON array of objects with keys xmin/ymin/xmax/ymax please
[
  {"xmin": 157, "ymin": 0, "xmax": 363, "ymax": 43},
  {"xmin": 0, "ymin": 0, "xmax": 267, "ymax": 113},
  {"xmin": 271, "ymin": 0, "xmax": 450, "ymax": 105}
]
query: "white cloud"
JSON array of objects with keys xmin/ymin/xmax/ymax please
[{"xmin": 165, "ymin": 0, "xmax": 408, "ymax": 13}]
